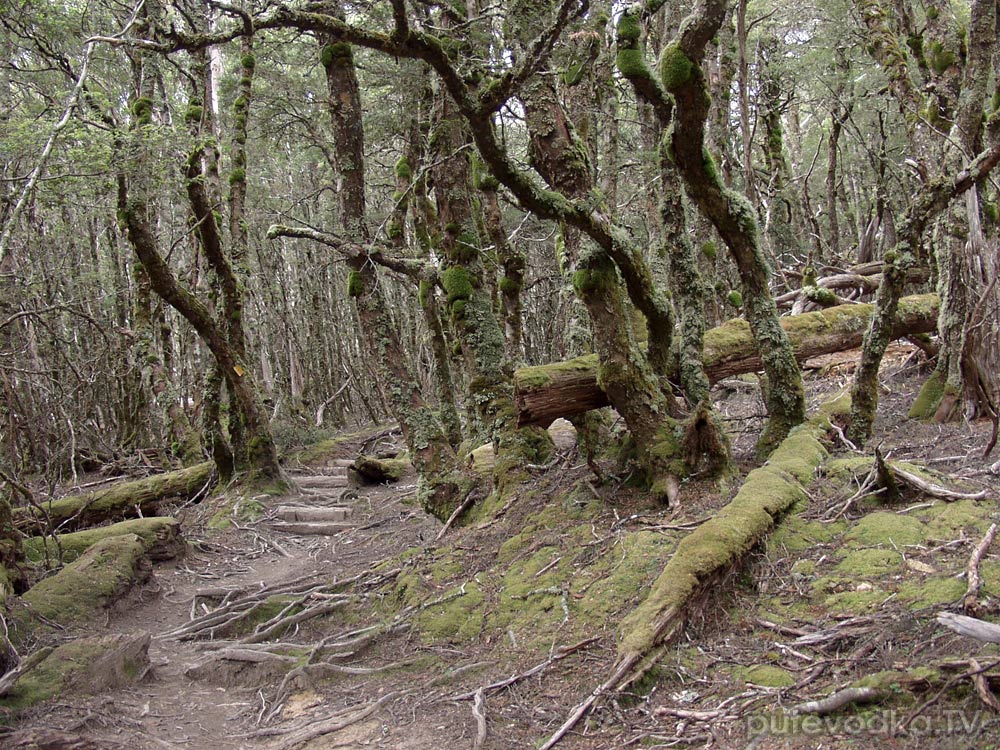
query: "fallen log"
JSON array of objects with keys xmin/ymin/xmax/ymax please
[
  {"xmin": 14, "ymin": 462, "xmax": 214, "ymax": 532},
  {"xmin": 515, "ymin": 293, "xmax": 939, "ymax": 426},
  {"xmin": 22, "ymin": 517, "xmax": 184, "ymax": 564}
]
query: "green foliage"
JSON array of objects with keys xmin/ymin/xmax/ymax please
[
  {"xmin": 727, "ymin": 290, "xmax": 743, "ymax": 308},
  {"xmin": 659, "ymin": 42, "xmax": 695, "ymax": 92},
  {"xmin": 184, "ymin": 105, "xmax": 203, "ymax": 125},
  {"xmin": 228, "ymin": 168, "xmax": 246, "ymax": 186},
  {"xmin": 347, "ymin": 270, "xmax": 363, "ymax": 297},
  {"xmin": 241, "ymin": 54, "xmax": 256, "ymax": 70},
  {"xmin": 441, "ymin": 266, "xmax": 474, "ymax": 303},
  {"xmin": 983, "ymin": 201, "xmax": 998, "ymax": 224},
  {"xmin": 928, "ymin": 41, "xmax": 955, "ymax": 74},
  {"xmin": 700, "ymin": 241, "xmax": 717, "ymax": 260}
]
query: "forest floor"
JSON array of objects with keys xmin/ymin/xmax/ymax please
[{"xmin": 5, "ymin": 344, "xmax": 1000, "ymax": 750}]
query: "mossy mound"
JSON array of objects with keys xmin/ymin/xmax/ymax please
[
  {"xmin": 0, "ymin": 633, "xmax": 150, "ymax": 712},
  {"xmin": 733, "ymin": 664, "xmax": 795, "ymax": 687},
  {"xmin": 17, "ymin": 535, "xmax": 151, "ymax": 634},
  {"xmin": 23, "ymin": 517, "xmax": 183, "ymax": 564},
  {"xmin": 351, "ymin": 455, "xmax": 410, "ymax": 484}
]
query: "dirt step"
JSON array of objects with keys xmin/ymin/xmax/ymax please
[
  {"xmin": 269, "ymin": 520, "xmax": 354, "ymax": 535},
  {"xmin": 275, "ymin": 505, "xmax": 351, "ymax": 522},
  {"xmin": 294, "ymin": 475, "xmax": 349, "ymax": 489}
]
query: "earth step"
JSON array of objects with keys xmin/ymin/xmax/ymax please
[
  {"xmin": 294, "ymin": 475, "xmax": 349, "ymax": 489},
  {"xmin": 275, "ymin": 505, "xmax": 351, "ymax": 522},
  {"xmin": 269, "ymin": 520, "xmax": 354, "ymax": 535}
]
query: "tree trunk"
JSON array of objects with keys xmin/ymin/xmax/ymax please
[{"xmin": 515, "ymin": 294, "xmax": 940, "ymax": 427}]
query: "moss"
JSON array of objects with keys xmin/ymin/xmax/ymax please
[
  {"xmin": 733, "ymin": 664, "xmax": 795, "ymax": 688},
  {"xmin": 701, "ymin": 241, "xmax": 717, "ymax": 260},
  {"xmin": 768, "ymin": 516, "xmax": 846, "ymax": 554},
  {"xmin": 417, "ymin": 279, "xmax": 433, "ymax": 307},
  {"xmin": 450, "ymin": 299, "xmax": 466, "ymax": 318},
  {"xmin": 320, "ymin": 42, "xmax": 352, "ymax": 67},
  {"xmin": 909, "ymin": 370, "xmax": 945, "ymax": 418},
  {"xmin": 228, "ymin": 167, "xmax": 245, "ymax": 186},
  {"xmin": 928, "ymin": 41, "xmax": 955, "ymax": 74},
  {"xmin": 184, "ymin": 105, "xmax": 203, "ymax": 124},
  {"xmin": 896, "ymin": 576, "xmax": 966, "ymax": 609},
  {"xmin": 616, "ymin": 48, "xmax": 648, "ymax": 78},
  {"xmin": 616, "ymin": 12, "xmax": 641, "ymax": 44},
  {"xmin": 131, "ymin": 96, "xmax": 153, "ymax": 126},
  {"xmin": 822, "ymin": 586, "xmax": 889, "ymax": 613},
  {"xmin": 659, "ymin": 42, "xmax": 695, "ymax": 92},
  {"xmin": 394, "ymin": 155, "xmax": 413, "ymax": 182},
  {"xmin": 241, "ymin": 53, "xmax": 256, "ymax": 70},
  {"xmin": 498, "ymin": 275, "xmax": 521, "ymax": 295},
  {"xmin": 21, "ymin": 535, "xmax": 149, "ymax": 629},
  {"xmin": 921, "ymin": 499, "xmax": 994, "ymax": 538},
  {"xmin": 620, "ymin": 411, "xmax": 834, "ymax": 655},
  {"xmin": 846, "ymin": 513, "xmax": 926, "ymax": 547},
  {"xmin": 0, "ymin": 635, "xmax": 148, "ymax": 711},
  {"xmin": 984, "ymin": 201, "xmax": 999, "ymax": 224},
  {"xmin": 346, "ymin": 270, "xmax": 363, "ymax": 298},
  {"xmin": 836, "ymin": 548, "xmax": 902, "ymax": 576},
  {"xmin": 441, "ymin": 265, "xmax": 474, "ymax": 304},
  {"xmin": 415, "ymin": 582, "xmax": 485, "ymax": 641},
  {"xmin": 725, "ymin": 290, "xmax": 742, "ymax": 308},
  {"xmin": 23, "ymin": 517, "xmax": 181, "ymax": 564}
]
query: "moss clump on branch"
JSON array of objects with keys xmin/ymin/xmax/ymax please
[
  {"xmin": 241, "ymin": 54, "xmax": 256, "ymax": 70},
  {"xmin": 320, "ymin": 42, "xmax": 352, "ymax": 67},
  {"xmin": 616, "ymin": 48, "xmax": 648, "ymax": 78},
  {"xmin": 346, "ymin": 270, "xmax": 364, "ymax": 298},
  {"xmin": 441, "ymin": 265, "xmax": 474, "ymax": 304},
  {"xmin": 131, "ymin": 97, "xmax": 153, "ymax": 126},
  {"xmin": 659, "ymin": 42, "xmax": 695, "ymax": 92}
]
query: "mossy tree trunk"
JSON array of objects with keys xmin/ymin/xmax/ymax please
[
  {"xmin": 642, "ymin": 2, "xmax": 805, "ymax": 456},
  {"xmin": 319, "ymin": 31, "xmax": 469, "ymax": 520},
  {"xmin": 117, "ymin": 1, "xmax": 281, "ymax": 482}
]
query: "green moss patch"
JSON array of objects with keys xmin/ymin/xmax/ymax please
[
  {"xmin": 896, "ymin": 576, "xmax": 966, "ymax": 610},
  {"xmin": 733, "ymin": 664, "xmax": 795, "ymax": 688},
  {"xmin": 836, "ymin": 548, "xmax": 903, "ymax": 576},
  {"xmin": 20, "ymin": 535, "xmax": 151, "ymax": 630},
  {"xmin": 0, "ymin": 634, "xmax": 150, "ymax": 712},
  {"xmin": 845, "ymin": 513, "xmax": 926, "ymax": 547}
]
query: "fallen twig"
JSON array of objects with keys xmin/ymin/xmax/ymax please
[
  {"xmin": 472, "ymin": 688, "xmax": 487, "ymax": 750},
  {"xmin": 937, "ymin": 611, "xmax": 1000, "ymax": 644},
  {"xmin": 789, "ymin": 686, "xmax": 884, "ymax": 716},
  {"xmin": 964, "ymin": 523, "xmax": 998, "ymax": 614}
]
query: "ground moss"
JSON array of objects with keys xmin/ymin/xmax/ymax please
[
  {"xmin": 920, "ymin": 499, "xmax": 994, "ymax": 539},
  {"xmin": 415, "ymin": 582, "xmax": 485, "ymax": 641},
  {"xmin": 896, "ymin": 576, "xmax": 966, "ymax": 609},
  {"xmin": 822, "ymin": 586, "xmax": 889, "ymax": 613},
  {"xmin": 733, "ymin": 664, "xmax": 795, "ymax": 687},
  {"xmin": 845, "ymin": 512, "xmax": 926, "ymax": 547},
  {"xmin": 836, "ymin": 548, "xmax": 903, "ymax": 576},
  {"xmin": 768, "ymin": 516, "xmax": 846, "ymax": 554}
]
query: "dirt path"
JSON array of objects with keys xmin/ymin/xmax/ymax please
[{"xmin": 8, "ymin": 445, "xmax": 441, "ymax": 750}]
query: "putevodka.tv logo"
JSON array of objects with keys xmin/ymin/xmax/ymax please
[{"xmin": 747, "ymin": 710, "xmax": 991, "ymax": 738}]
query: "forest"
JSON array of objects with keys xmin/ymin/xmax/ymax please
[{"xmin": 2, "ymin": 0, "xmax": 1000, "ymax": 748}]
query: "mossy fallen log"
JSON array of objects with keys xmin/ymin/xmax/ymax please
[
  {"xmin": 0, "ymin": 633, "xmax": 150, "ymax": 712},
  {"xmin": 350, "ymin": 455, "xmax": 409, "ymax": 484},
  {"xmin": 22, "ymin": 517, "xmax": 184, "ymax": 564},
  {"xmin": 515, "ymin": 294, "xmax": 938, "ymax": 426},
  {"xmin": 538, "ymin": 396, "xmax": 849, "ymax": 750},
  {"xmin": 15, "ymin": 462, "xmax": 214, "ymax": 532},
  {"xmin": 13, "ymin": 535, "xmax": 151, "ymax": 636}
]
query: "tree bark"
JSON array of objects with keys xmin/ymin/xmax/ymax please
[{"xmin": 515, "ymin": 294, "xmax": 939, "ymax": 427}]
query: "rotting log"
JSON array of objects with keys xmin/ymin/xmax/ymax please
[
  {"xmin": 14, "ymin": 462, "xmax": 214, "ymax": 532},
  {"xmin": 11, "ymin": 535, "xmax": 152, "ymax": 637},
  {"xmin": 22, "ymin": 517, "xmax": 184, "ymax": 564},
  {"xmin": 516, "ymin": 294, "xmax": 939, "ymax": 426}
]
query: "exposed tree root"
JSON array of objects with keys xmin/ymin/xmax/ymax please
[{"xmin": 537, "ymin": 397, "xmax": 849, "ymax": 750}]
